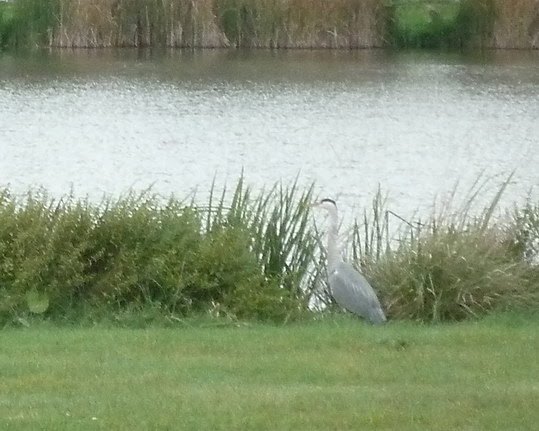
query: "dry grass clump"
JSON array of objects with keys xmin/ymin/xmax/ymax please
[
  {"xmin": 454, "ymin": 0, "xmax": 539, "ymax": 48},
  {"xmin": 352, "ymin": 176, "xmax": 539, "ymax": 322},
  {"xmin": 5, "ymin": 0, "xmax": 387, "ymax": 48},
  {"xmin": 217, "ymin": 0, "xmax": 387, "ymax": 48},
  {"xmin": 491, "ymin": 0, "xmax": 539, "ymax": 48},
  {"xmin": 4, "ymin": 0, "xmax": 537, "ymax": 48},
  {"xmin": 51, "ymin": 0, "xmax": 227, "ymax": 47}
]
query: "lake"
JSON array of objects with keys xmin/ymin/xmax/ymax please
[{"xmin": 0, "ymin": 48, "xmax": 538, "ymax": 221}]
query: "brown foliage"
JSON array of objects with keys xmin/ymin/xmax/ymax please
[
  {"xmin": 47, "ymin": 0, "xmax": 388, "ymax": 48},
  {"xmin": 491, "ymin": 0, "xmax": 539, "ymax": 48}
]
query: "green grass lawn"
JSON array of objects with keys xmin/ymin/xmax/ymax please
[{"xmin": 1, "ymin": 315, "xmax": 538, "ymax": 430}]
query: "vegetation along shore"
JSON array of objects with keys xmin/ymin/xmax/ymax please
[
  {"xmin": 1, "ymin": 177, "xmax": 538, "ymax": 327},
  {"xmin": 1, "ymin": 0, "xmax": 538, "ymax": 49}
]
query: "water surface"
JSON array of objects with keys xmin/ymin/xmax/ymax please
[{"xmin": 1, "ymin": 49, "xmax": 538, "ymax": 220}]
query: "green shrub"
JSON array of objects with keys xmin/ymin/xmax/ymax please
[
  {"xmin": 388, "ymin": 1, "xmax": 461, "ymax": 48},
  {"xmin": 0, "ymin": 179, "xmax": 318, "ymax": 325},
  {"xmin": 386, "ymin": 0, "xmax": 501, "ymax": 49},
  {"xmin": 81, "ymin": 193, "xmax": 202, "ymax": 312},
  {"xmin": 198, "ymin": 177, "xmax": 317, "ymax": 321},
  {"xmin": 374, "ymin": 224, "xmax": 531, "ymax": 321},
  {"xmin": 0, "ymin": 2, "xmax": 13, "ymax": 47},
  {"xmin": 8, "ymin": 0, "xmax": 61, "ymax": 47},
  {"xmin": 453, "ymin": 0, "xmax": 496, "ymax": 47},
  {"xmin": 1, "ymin": 176, "xmax": 537, "ymax": 326},
  {"xmin": 352, "ymin": 175, "xmax": 538, "ymax": 322}
]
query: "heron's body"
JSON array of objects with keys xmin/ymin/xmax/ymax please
[
  {"xmin": 329, "ymin": 261, "xmax": 386, "ymax": 324},
  {"xmin": 314, "ymin": 198, "xmax": 386, "ymax": 324}
]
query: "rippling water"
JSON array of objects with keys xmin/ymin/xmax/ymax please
[{"xmin": 0, "ymin": 49, "xmax": 538, "ymax": 219}]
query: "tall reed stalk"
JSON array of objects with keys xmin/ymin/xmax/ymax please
[
  {"xmin": 216, "ymin": 0, "xmax": 387, "ymax": 48},
  {"xmin": 1, "ymin": 176, "xmax": 537, "ymax": 326},
  {"xmin": 350, "ymin": 174, "xmax": 538, "ymax": 322},
  {"xmin": 4, "ymin": 0, "xmax": 537, "ymax": 49},
  {"xmin": 491, "ymin": 0, "xmax": 539, "ymax": 48},
  {"xmin": 4, "ymin": 0, "xmax": 388, "ymax": 48}
]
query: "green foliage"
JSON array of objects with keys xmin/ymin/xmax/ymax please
[
  {"xmin": 0, "ymin": 190, "xmax": 90, "ymax": 319},
  {"xmin": 214, "ymin": 0, "xmax": 388, "ymax": 48},
  {"xmin": 0, "ymin": 176, "xmax": 538, "ymax": 325},
  {"xmin": 217, "ymin": 0, "xmax": 254, "ymax": 47},
  {"xmin": 353, "ymin": 175, "xmax": 539, "ymax": 322},
  {"xmin": 2, "ymin": 0, "xmax": 534, "ymax": 49},
  {"xmin": 80, "ymin": 193, "xmax": 200, "ymax": 312},
  {"xmin": 388, "ymin": 1, "xmax": 461, "ymax": 48},
  {"xmin": 453, "ymin": 0, "xmax": 496, "ymax": 47},
  {"xmin": 5, "ymin": 0, "xmax": 61, "ymax": 47},
  {"xmin": 376, "ymin": 225, "xmax": 531, "ymax": 321},
  {"xmin": 0, "ymin": 179, "xmax": 317, "ymax": 325},
  {"xmin": 199, "ymin": 177, "xmax": 317, "ymax": 321},
  {"xmin": 387, "ymin": 0, "xmax": 500, "ymax": 49},
  {"xmin": 0, "ymin": 2, "xmax": 14, "ymax": 47}
]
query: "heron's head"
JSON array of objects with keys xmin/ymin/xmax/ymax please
[{"xmin": 312, "ymin": 198, "xmax": 337, "ymax": 212}]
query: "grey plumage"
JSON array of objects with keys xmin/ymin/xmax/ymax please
[
  {"xmin": 313, "ymin": 198, "xmax": 386, "ymax": 324},
  {"xmin": 329, "ymin": 261, "xmax": 386, "ymax": 324}
]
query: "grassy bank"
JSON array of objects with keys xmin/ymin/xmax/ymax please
[
  {"xmin": 1, "ymin": 315, "xmax": 538, "ymax": 430},
  {"xmin": 1, "ymin": 0, "xmax": 537, "ymax": 49},
  {"xmin": 0, "ymin": 177, "xmax": 538, "ymax": 325}
]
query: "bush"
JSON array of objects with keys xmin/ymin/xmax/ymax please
[
  {"xmin": 0, "ymin": 180, "xmax": 318, "ymax": 325},
  {"xmin": 0, "ymin": 2, "xmax": 13, "ymax": 47},
  {"xmin": 0, "ymin": 177, "xmax": 537, "ymax": 326},
  {"xmin": 388, "ymin": 1, "xmax": 461, "ymax": 48},
  {"xmin": 353, "ymin": 176, "xmax": 539, "ymax": 322},
  {"xmin": 386, "ymin": 0, "xmax": 536, "ymax": 49},
  {"xmin": 373, "ymin": 224, "xmax": 532, "ymax": 321},
  {"xmin": 453, "ymin": 0, "xmax": 496, "ymax": 48},
  {"xmin": 0, "ymin": 191, "xmax": 91, "ymax": 319}
]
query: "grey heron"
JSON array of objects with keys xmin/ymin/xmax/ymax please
[{"xmin": 313, "ymin": 198, "xmax": 386, "ymax": 324}]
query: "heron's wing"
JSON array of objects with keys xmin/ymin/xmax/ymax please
[{"xmin": 328, "ymin": 262, "xmax": 386, "ymax": 324}]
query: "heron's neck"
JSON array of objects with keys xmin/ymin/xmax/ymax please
[{"xmin": 326, "ymin": 207, "xmax": 341, "ymax": 273}]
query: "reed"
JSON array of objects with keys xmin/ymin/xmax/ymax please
[
  {"xmin": 1, "ymin": 176, "xmax": 538, "ymax": 326},
  {"xmin": 216, "ymin": 0, "xmax": 387, "ymax": 48},
  {"xmin": 3, "ymin": 0, "xmax": 387, "ymax": 48},
  {"xmin": 452, "ymin": 0, "xmax": 539, "ymax": 48},
  {"xmin": 491, "ymin": 0, "xmax": 539, "ymax": 48},
  {"xmin": 352, "ymin": 174, "xmax": 538, "ymax": 322},
  {"xmin": 3, "ymin": 0, "xmax": 537, "ymax": 49}
]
